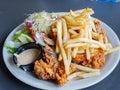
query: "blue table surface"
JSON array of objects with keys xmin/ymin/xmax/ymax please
[{"xmin": 0, "ymin": 0, "xmax": 120, "ymax": 90}]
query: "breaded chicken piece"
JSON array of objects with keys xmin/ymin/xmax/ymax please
[
  {"xmin": 94, "ymin": 20, "xmax": 106, "ymax": 43},
  {"xmin": 72, "ymin": 49, "xmax": 105, "ymax": 69},
  {"xmin": 72, "ymin": 20, "xmax": 105, "ymax": 69},
  {"xmin": 34, "ymin": 46, "xmax": 76, "ymax": 86}
]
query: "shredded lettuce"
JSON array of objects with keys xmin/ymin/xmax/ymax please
[
  {"xmin": 4, "ymin": 28, "xmax": 34, "ymax": 54},
  {"xmin": 25, "ymin": 11, "xmax": 52, "ymax": 33}
]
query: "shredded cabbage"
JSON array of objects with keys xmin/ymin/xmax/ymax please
[{"xmin": 25, "ymin": 11, "xmax": 53, "ymax": 33}]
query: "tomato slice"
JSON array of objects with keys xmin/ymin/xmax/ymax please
[
  {"xmin": 30, "ymin": 31, "xmax": 35, "ymax": 40},
  {"xmin": 25, "ymin": 22, "xmax": 35, "ymax": 40}
]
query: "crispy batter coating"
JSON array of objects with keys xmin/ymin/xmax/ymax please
[
  {"xmin": 94, "ymin": 20, "xmax": 106, "ymax": 43},
  {"xmin": 72, "ymin": 49, "xmax": 105, "ymax": 69},
  {"xmin": 34, "ymin": 46, "xmax": 76, "ymax": 86},
  {"xmin": 72, "ymin": 21, "xmax": 105, "ymax": 69}
]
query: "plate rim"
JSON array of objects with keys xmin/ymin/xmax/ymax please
[{"xmin": 2, "ymin": 20, "xmax": 120, "ymax": 90}]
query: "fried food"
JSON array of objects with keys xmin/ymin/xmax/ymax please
[
  {"xmin": 32, "ymin": 8, "xmax": 118, "ymax": 86},
  {"xmin": 72, "ymin": 49, "xmax": 104, "ymax": 69},
  {"xmin": 34, "ymin": 46, "xmax": 76, "ymax": 86}
]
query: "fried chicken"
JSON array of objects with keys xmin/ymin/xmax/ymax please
[
  {"xmin": 72, "ymin": 20, "xmax": 105, "ymax": 69},
  {"xmin": 91, "ymin": 49, "xmax": 105, "ymax": 69},
  {"xmin": 72, "ymin": 49, "xmax": 105, "ymax": 69},
  {"xmin": 34, "ymin": 46, "xmax": 76, "ymax": 86},
  {"xmin": 94, "ymin": 20, "xmax": 106, "ymax": 43}
]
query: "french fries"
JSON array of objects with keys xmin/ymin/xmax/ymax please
[
  {"xmin": 65, "ymin": 43, "xmax": 87, "ymax": 48},
  {"xmin": 58, "ymin": 54, "xmax": 62, "ymax": 61},
  {"xmin": 70, "ymin": 10, "xmax": 77, "ymax": 17},
  {"xmin": 77, "ymin": 71, "xmax": 100, "ymax": 79},
  {"xmin": 52, "ymin": 8, "xmax": 120, "ymax": 81},
  {"xmin": 55, "ymin": 40, "xmax": 59, "ymax": 53},
  {"xmin": 86, "ymin": 47, "xmax": 90, "ymax": 60},
  {"xmin": 67, "ymin": 71, "xmax": 100, "ymax": 80},
  {"xmin": 56, "ymin": 20, "xmax": 70, "ymax": 74},
  {"xmin": 98, "ymin": 35, "xmax": 104, "ymax": 43},
  {"xmin": 65, "ymin": 38, "xmax": 106, "ymax": 50},
  {"xmin": 69, "ymin": 29, "xmax": 77, "ymax": 35},
  {"xmin": 62, "ymin": 19, "xmax": 68, "ymax": 42},
  {"xmin": 68, "ymin": 63, "xmax": 100, "ymax": 80},
  {"xmin": 72, "ymin": 63, "xmax": 100, "ymax": 72},
  {"xmin": 67, "ymin": 48, "xmax": 72, "ymax": 65},
  {"xmin": 104, "ymin": 45, "xmax": 120, "ymax": 55},
  {"xmin": 72, "ymin": 47, "xmax": 78, "ymax": 58},
  {"xmin": 67, "ymin": 72, "xmax": 85, "ymax": 80},
  {"xmin": 77, "ymin": 50, "xmax": 85, "ymax": 54}
]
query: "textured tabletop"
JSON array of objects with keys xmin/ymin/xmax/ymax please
[{"xmin": 0, "ymin": 0, "xmax": 120, "ymax": 90}]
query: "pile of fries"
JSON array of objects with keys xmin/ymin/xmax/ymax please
[{"xmin": 51, "ymin": 8, "xmax": 119, "ymax": 80}]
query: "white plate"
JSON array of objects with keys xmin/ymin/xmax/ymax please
[{"xmin": 3, "ymin": 21, "xmax": 120, "ymax": 90}]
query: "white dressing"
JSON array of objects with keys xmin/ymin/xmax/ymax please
[{"xmin": 17, "ymin": 49, "xmax": 40, "ymax": 65}]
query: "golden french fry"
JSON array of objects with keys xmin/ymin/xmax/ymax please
[
  {"xmin": 105, "ymin": 45, "xmax": 120, "ymax": 55},
  {"xmin": 70, "ymin": 34, "xmax": 81, "ymax": 39},
  {"xmin": 72, "ymin": 47, "xmax": 78, "ymax": 58},
  {"xmin": 73, "ymin": 9, "xmax": 86, "ymax": 14},
  {"xmin": 60, "ymin": 47, "xmax": 70, "ymax": 75},
  {"xmin": 92, "ymin": 32, "xmax": 99, "ymax": 37},
  {"xmin": 77, "ymin": 71, "xmax": 100, "ymax": 79},
  {"xmin": 70, "ymin": 26, "xmax": 81, "ymax": 30},
  {"xmin": 65, "ymin": 43, "xmax": 87, "ymax": 48},
  {"xmin": 67, "ymin": 48, "xmax": 72, "ymax": 65},
  {"xmin": 56, "ymin": 20, "xmax": 70, "ymax": 75},
  {"xmin": 52, "ymin": 28, "xmax": 57, "ymax": 33},
  {"xmin": 91, "ymin": 19, "xmax": 96, "ymax": 32},
  {"xmin": 88, "ymin": 28, "xmax": 92, "ymax": 40},
  {"xmin": 56, "ymin": 40, "xmax": 59, "ymax": 53},
  {"xmin": 62, "ymin": 19, "xmax": 68, "ymax": 42},
  {"xmin": 58, "ymin": 54, "xmax": 62, "ymax": 61},
  {"xmin": 54, "ymin": 8, "xmax": 92, "ymax": 17},
  {"xmin": 105, "ymin": 43, "xmax": 112, "ymax": 50},
  {"xmin": 74, "ymin": 14, "xmax": 88, "ymax": 21},
  {"xmin": 70, "ymin": 10, "xmax": 77, "ymax": 17},
  {"xmin": 79, "ymin": 29, "xmax": 85, "ymax": 38},
  {"xmin": 66, "ymin": 38, "xmax": 106, "ymax": 50},
  {"xmin": 77, "ymin": 50, "xmax": 85, "ymax": 54},
  {"xmin": 67, "ymin": 31, "xmax": 70, "ymax": 40},
  {"xmin": 67, "ymin": 71, "xmax": 85, "ymax": 80},
  {"xmin": 105, "ymin": 35, "xmax": 108, "ymax": 44},
  {"xmin": 69, "ymin": 29, "xmax": 77, "ymax": 35},
  {"xmin": 98, "ymin": 35, "xmax": 103, "ymax": 43},
  {"xmin": 86, "ymin": 47, "xmax": 90, "ymax": 60},
  {"xmin": 57, "ymin": 20, "xmax": 62, "ymax": 45},
  {"xmin": 89, "ymin": 44, "xmax": 99, "ymax": 48},
  {"xmin": 80, "ymin": 8, "xmax": 94, "ymax": 15},
  {"xmin": 72, "ymin": 63, "xmax": 100, "ymax": 72},
  {"xmin": 64, "ymin": 15, "xmax": 81, "ymax": 26}
]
